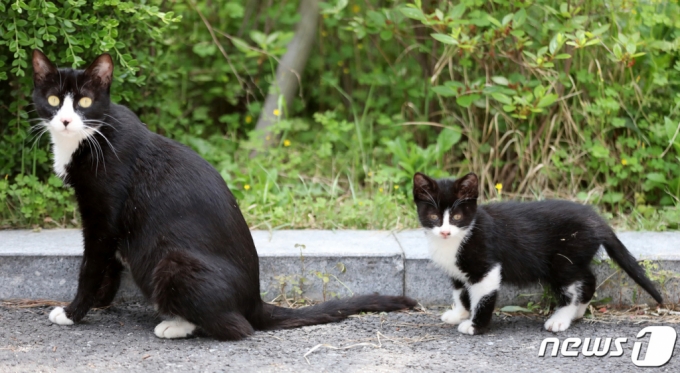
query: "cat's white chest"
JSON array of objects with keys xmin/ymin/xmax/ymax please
[
  {"xmin": 426, "ymin": 231, "xmax": 468, "ymax": 281},
  {"xmin": 51, "ymin": 134, "xmax": 83, "ymax": 178}
]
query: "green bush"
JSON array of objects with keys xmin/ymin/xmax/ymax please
[{"xmin": 1, "ymin": 0, "xmax": 678, "ymax": 230}]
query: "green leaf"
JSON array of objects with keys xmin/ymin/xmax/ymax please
[
  {"xmin": 591, "ymin": 24, "xmax": 610, "ymax": 36},
  {"xmin": 456, "ymin": 94, "xmax": 480, "ymax": 108},
  {"xmin": 431, "ymin": 33, "xmax": 458, "ymax": 45},
  {"xmin": 664, "ymin": 117, "xmax": 680, "ymax": 143},
  {"xmin": 487, "ymin": 14, "xmax": 501, "ymax": 27},
  {"xmin": 513, "ymin": 8, "xmax": 526, "ymax": 27},
  {"xmin": 491, "ymin": 92, "xmax": 513, "ymax": 105},
  {"xmin": 646, "ymin": 173, "xmax": 668, "ymax": 184},
  {"xmin": 400, "ymin": 7, "xmax": 425, "ymax": 20},
  {"xmin": 537, "ymin": 94, "xmax": 558, "ymax": 108},
  {"xmin": 379, "ymin": 30, "xmax": 393, "ymax": 41},
  {"xmin": 491, "ymin": 76, "xmax": 509, "ymax": 86},
  {"xmin": 590, "ymin": 143, "xmax": 610, "ymax": 159},
  {"xmin": 448, "ymin": 4, "xmax": 466, "ymax": 19},
  {"xmin": 431, "ymin": 85, "xmax": 457, "ymax": 97},
  {"xmin": 437, "ymin": 127, "xmax": 463, "ymax": 152}
]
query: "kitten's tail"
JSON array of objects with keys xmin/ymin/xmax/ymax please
[
  {"xmin": 602, "ymin": 233, "xmax": 663, "ymax": 304},
  {"xmin": 253, "ymin": 295, "xmax": 417, "ymax": 331}
]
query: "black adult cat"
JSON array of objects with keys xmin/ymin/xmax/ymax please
[
  {"xmin": 31, "ymin": 49, "xmax": 416, "ymax": 341},
  {"xmin": 412, "ymin": 172, "xmax": 662, "ymax": 335}
]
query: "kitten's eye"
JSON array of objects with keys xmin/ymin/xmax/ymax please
[
  {"xmin": 79, "ymin": 97, "xmax": 92, "ymax": 108},
  {"xmin": 47, "ymin": 96, "xmax": 60, "ymax": 107},
  {"xmin": 429, "ymin": 214, "xmax": 439, "ymax": 220},
  {"xmin": 453, "ymin": 214, "xmax": 462, "ymax": 220}
]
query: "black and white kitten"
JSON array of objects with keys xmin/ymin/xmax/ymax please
[
  {"xmin": 31, "ymin": 49, "xmax": 416, "ymax": 341},
  {"xmin": 413, "ymin": 172, "xmax": 663, "ymax": 335}
]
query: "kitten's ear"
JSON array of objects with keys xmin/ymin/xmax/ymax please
[
  {"xmin": 32, "ymin": 49, "xmax": 58, "ymax": 83},
  {"xmin": 413, "ymin": 172, "xmax": 438, "ymax": 201},
  {"xmin": 84, "ymin": 53, "xmax": 114, "ymax": 87},
  {"xmin": 456, "ymin": 173, "xmax": 479, "ymax": 200}
]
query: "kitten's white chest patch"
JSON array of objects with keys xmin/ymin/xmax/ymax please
[{"xmin": 425, "ymin": 218, "xmax": 473, "ymax": 280}]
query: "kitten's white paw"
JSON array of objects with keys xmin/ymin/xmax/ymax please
[
  {"xmin": 544, "ymin": 315, "xmax": 572, "ymax": 332},
  {"xmin": 48, "ymin": 307, "xmax": 74, "ymax": 326},
  {"xmin": 457, "ymin": 320, "xmax": 475, "ymax": 335},
  {"xmin": 441, "ymin": 309, "xmax": 470, "ymax": 325},
  {"xmin": 154, "ymin": 318, "xmax": 196, "ymax": 339}
]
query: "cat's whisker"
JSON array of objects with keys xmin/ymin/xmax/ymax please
[
  {"xmin": 103, "ymin": 114, "xmax": 124, "ymax": 126},
  {"xmin": 28, "ymin": 128, "xmax": 51, "ymax": 152},
  {"xmin": 83, "ymin": 119, "xmax": 118, "ymax": 131},
  {"xmin": 84, "ymin": 125, "xmax": 120, "ymax": 161},
  {"xmin": 83, "ymin": 129, "xmax": 105, "ymax": 174}
]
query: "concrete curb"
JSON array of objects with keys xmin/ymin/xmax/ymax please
[{"xmin": 0, "ymin": 229, "xmax": 678, "ymax": 306}]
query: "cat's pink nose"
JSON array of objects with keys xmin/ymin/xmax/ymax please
[
  {"xmin": 440, "ymin": 230, "xmax": 451, "ymax": 238},
  {"xmin": 61, "ymin": 118, "xmax": 72, "ymax": 127}
]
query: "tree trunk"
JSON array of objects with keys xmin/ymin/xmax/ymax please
[{"xmin": 252, "ymin": 0, "xmax": 319, "ymax": 154}]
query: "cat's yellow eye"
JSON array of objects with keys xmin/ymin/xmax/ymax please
[
  {"xmin": 453, "ymin": 214, "xmax": 462, "ymax": 220},
  {"xmin": 429, "ymin": 214, "xmax": 438, "ymax": 220},
  {"xmin": 79, "ymin": 97, "xmax": 92, "ymax": 108},
  {"xmin": 47, "ymin": 95, "xmax": 60, "ymax": 107}
]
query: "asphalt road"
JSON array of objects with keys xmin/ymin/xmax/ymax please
[{"xmin": 1, "ymin": 302, "xmax": 678, "ymax": 372}]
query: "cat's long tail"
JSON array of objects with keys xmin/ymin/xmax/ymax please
[
  {"xmin": 253, "ymin": 295, "xmax": 417, "ymax": 330},
  {"xmin": 602, "ymin": 233, "xmax": 663, "ymax": 304}
]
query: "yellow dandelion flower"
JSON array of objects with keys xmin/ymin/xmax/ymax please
[
  {"xmin": 394, "ymin": 185, "xmax": 399, "ymax": 190},
  {"xmin": 244, "ymin": 184, "xmax": 251, "ymax": 191},
  {"xmin": 379, "ymin": 187, "xmax": 384, "ymax": 193},
  {"xmin": 337, "ymin": 60, "xmax": 344, "ymax": 67},
  {"xmin": 343, "ymin": 68, "xmax": 349, "ymax": 74},
  {"xmin": 357, "ymin": 43, "xmax": 363, "ymax": 50},
  {"xmin": 273, "ymin": 109, "xmax": 280, "ymax": 117},
  {"xmin": 283, "ymin": 139, "xmax": 291, "ymax": 147},
  {"xmin": 245, "ymin": 115, "xmax": 252, "ymax": 124},
  {"xmin": 368, "ymin": 172, "xmax": 373, "ymax": 177},
  {"xmin": 621, "ymin": 159, "xmax": 628, "ymax": 166},
  {"xmin": 352, "ymin": 5, "xmax": 360, "ymax": 13},
  {"xmin": 266, "ymin": 136, "xmax": 271, "ymax": 141},
  {"xmin": 321, "ymin": 31, "xmax": 328, "ymax": 37},
  {"xmin": 495, "ymin": 183, "xmax": 503, "ymax": 192}
]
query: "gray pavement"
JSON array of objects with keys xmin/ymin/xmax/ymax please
[
  {"xmin": 1, "ymin": 302, "xmax": 678, "ymax": 372},
  {"xmin": 1, "ymin": 229, "xmax": 678, "ymax": 306}
]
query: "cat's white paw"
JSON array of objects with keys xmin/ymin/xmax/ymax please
[
  {"xmin": 544, "ymin": 315, "xmax": 572, "ymax": 332},
  {"xmin": 441, "ymin": 308, "xmax": 470, "ymax": 325},
  {"xmin": 48, "ymin": 307, "xmax": 74, "ymax": 326},
  {"xmin": 154, "ymin": 318, "xmax": 196, "ymax": 339},
  {"xmin": 457, "ymin": 320, "xmax": 475, "ymax": 335}
]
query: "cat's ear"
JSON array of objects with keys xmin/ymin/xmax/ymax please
[
  {"xmin": 413, "ymin": 172, "xmax": 438, "ymax": 201},
  {"xmin": 32, "ymin": 49, "xmax": 58, "ymax": 83},
  {"xmin": 83, "ymin": 53, "xmax": 114, "ymax": 87},
  {"xmin": 456, "ymin": 173, "xmax": 478, "ymax": 200}
]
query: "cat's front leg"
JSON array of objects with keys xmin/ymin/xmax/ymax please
[
  {"xmin": 442, "ymin": 278, "xmax": 471, "ymax": 325},
  {"xmin": 457, "ymin": 265, "xmax": 502, "ymax": 335},
  {"xmin": 49, "ymin": 237, "xmax": 118, "ymax": 325}
]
